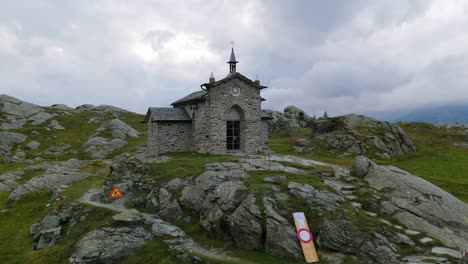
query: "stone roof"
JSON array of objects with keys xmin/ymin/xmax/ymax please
[
  {"xmin": 171, "ymin": 90, "xmax": 207, "ymax": 106},
  {"xmin": 144, "ymin": 107, "xmax": 192, "ymax": 122}
]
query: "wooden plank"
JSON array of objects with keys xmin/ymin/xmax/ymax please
[{"xmin": 293, "ymin": 212, "xmax": 319, "ymax": 263}]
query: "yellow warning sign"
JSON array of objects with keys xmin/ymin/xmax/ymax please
[
  {"xmin": 293, "ymin": 212, "xmax": 319, "ymax": 263},
  {"xmin": 109, "ymin": 186, "xmax": 124, "ymax": 199}
]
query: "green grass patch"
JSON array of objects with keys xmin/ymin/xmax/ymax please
[
  {"xmin": 384, "ymin": 122, "xmax": 468, "ymax": 202},
  {"xmin": 145, "ymin": 152, "xmax": 236, "ymax": 185},
  {"xmin": 22, "ymin": 206, "xmax": 114, "ymax": 264},
  {"xmin": 0, "ymin": 162, "xmax": 28, "ymax": 175},
  {"xmin": 120, "ymin": 238, "xmax": 179, "ymax": 264},
  {"xmin": 0, "ymin": 191, "xmax": 54, "ymax": 263},
  {"xmin": 269, "ymin": 130, "xmax": 354, "ymax": 166},
  {"xmin": 17, "ymin": 168, "xmax": 46, "ymax": 184}
]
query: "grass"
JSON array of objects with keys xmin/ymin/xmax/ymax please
[
  {"xmin": 383, "ymin": 122, "xmax": 468, "ymax": 202},
  {"xmin": 270, "ymin": 124, "xmax": 468, "ymax": 203},
  {"xmin": 145, "ymin": 152, "xmax": 237, "ymax": 185},
  {"xmin": 0, "ymin": 160, "xmax": 110, "ymax": 263},
  {"xmin": 269, "ymin": 129, "xmax": 354, "ymax": 166},
  {"xmin": 17, "ymin": 168, "xmax": 46, "ymax": 184}
]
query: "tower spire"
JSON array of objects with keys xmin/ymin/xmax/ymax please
[{"xmin": 227, "ymin": 41, "xmax": 238, "ymax": 73}]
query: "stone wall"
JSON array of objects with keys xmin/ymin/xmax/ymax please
[
  {"xmin": 261, "ymin": 120, "xmax": 269, "ymax": 151},
  {"xmin": 204, "ymin": 77, "xmax": 263, "ymax": 154},
  {"xmin": 147, "ymin": 121, "xmax": 193, "ymax": 155}
]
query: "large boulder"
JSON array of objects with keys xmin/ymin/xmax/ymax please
[
  {"xmin": 70, "ymin": 227, "xmax": 152, "ymax": 264},
  {"xmin": 264, "ymin": 105, "xmax": 312, "ymax": 133},
  {"xmin": 0, "ymin": 131, "xmax": 27, "ymax": 160},
  {"xmin": 94, "ymin": 119, "xmax": 140, "ymax": 139},
  {"xmin": 353, "ymin": 156, "xmax": 468, "ymax": 251}
]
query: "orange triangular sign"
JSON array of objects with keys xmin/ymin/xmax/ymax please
[{"xmin": 109, "ymin": 186, "xmax": 124, "ymax": 199}]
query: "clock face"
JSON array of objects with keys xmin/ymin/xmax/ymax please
[{"xmin": 230, "ymin": 85, "xmax": 241, "ymax": 96}]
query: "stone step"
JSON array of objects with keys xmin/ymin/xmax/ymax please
[
  {"xmin": 341, "ymin": 190, "xmax": 354, "ymax": 195},
  {"xmin": 351, "ymin": 202, "xmax": 362, "ymax": 209},
  {"xmin": 344, "ymin": 177, "xmax": 358, "ymax": 183},
  {"xmin": 402, "ymin": 255, "xmax": 448, "ymax": 264},
  {"xmin": 431, "ymin": 247, "xmax": 462, "ymax": 259},
  {"xmin": 364, "ymin": 211, "xmax": 377, "ymax": 217},
  {"xmin": 419, "ymin": 237, "xmax": 433, "ymax": 244},
  {"xmin": 345, "ymin": 195, "xmax": 357, "ymax": 201},
  {"xmin": 340, "ymin": 185, "xmax": 356, "ymax": 191},
  {"xmin": 405, "ymin": 230, "xmax": 421, "ymax": 236},
  {"xmin": 379, "ymin": 219, "xmax": 392, "ymax": 226}
]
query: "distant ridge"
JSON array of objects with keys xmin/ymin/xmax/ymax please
[{"xmin": 367, "ymin": 104, "xmax": 468, "ymax": 124}]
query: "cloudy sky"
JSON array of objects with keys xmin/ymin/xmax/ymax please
[{"xmin": 1, "ymin": 0, "xmax": 468, "ymax": 116}]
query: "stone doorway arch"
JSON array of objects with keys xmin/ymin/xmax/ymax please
[{"xmin": 225, "ymin": 105, "xmax": 244, "ymax": 150}]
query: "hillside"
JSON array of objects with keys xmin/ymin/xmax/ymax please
[{"xmin": 1, "ymin": 96, "xmax": 467, "ymax": 263}]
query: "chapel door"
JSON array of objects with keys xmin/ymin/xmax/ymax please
[{"xmin": 227, "ymin": 121, "xmax": 240, "ymax": 150}]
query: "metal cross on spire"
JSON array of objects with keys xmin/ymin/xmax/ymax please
[{"xmin": 230, "ymin": 40, "xmax": 235, "ymax": 48}]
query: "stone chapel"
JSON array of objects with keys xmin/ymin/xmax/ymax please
[{"xmin": 144, "ymin": 48, "xmax": 270, "ymax": 155}]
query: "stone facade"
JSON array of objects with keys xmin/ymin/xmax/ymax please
[
  {"xmin": 145, "ymin": 50, "xmax": 270, "ymax": 156},
  {"xmin": 147, "ymin": 122, "xmax": 193, "ymax": 155}
]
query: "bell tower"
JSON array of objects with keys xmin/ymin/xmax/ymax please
[{"xmin": 227, "ymin": 41, "xmax": 238, "ymax": 73}]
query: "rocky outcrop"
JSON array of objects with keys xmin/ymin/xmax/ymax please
[
  {"xmin": 353, "ymin": 156, "xmax": 468, "ymax": 251},
  {"xmin": 264, "ymin": 105, "xmax": 313, "ymax": 133},
  {"xmin": 319, "ymin": 210, "xmax": 399, "ymax": 263},
  {"xmin": 8, "ymin": 159, "xmax": 90, "ymax": 201},
  {"xmin": 288, "ymin": 182, "xmax": 344, "ymax": 215},
  {"xmin": 0, "ymin": 131, "xmax": 27, "ymax": 160},
  {"xmin": 312, "ymin": 114, "xmax": 416, "ymax": 158},
  {"xmin": 294, "ymin": 138, "xmax": 312, "ymax": 153},
  {"xmin": 30, "ymin": 203, "xmax": 94, "ymax": 250},
  {"xmin": 70, "ymin": 227, "xmax": 153, "ymax": 263},
  {"xmin": 83, "ymin": 137, "xmax": 127, "ymax": 158},
  {"xmin": 263, "ymin": 197, "xmax": 302, "ymax": 259},
  {"xmin": 0, "ymin": 94, "xmax": 53, "ymax": 130},
  {"xmin": 94, "ymin": 119, "xmax": 140, "ymax": 139}
]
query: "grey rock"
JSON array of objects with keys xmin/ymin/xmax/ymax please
[
  {"xmin": 199, "ymin": 181, "xmax": 248, "ymax": 240},
  {"xmin": 112, "ymin": 209, "xmax": 144, "ymax": 225},
  {"xmin": 355, "ymin": 156, "xmax": 468, "ymax": 251},
  {"xmin": 353, "ymin": 155, "xmax": 374, "ymax": 177},
  {"xmin": 228, "ymin": 194, "xmax": 264, "ymax": 249},
  {"xmin": 0, "ymin": 131, "xmax": 27, "ymax": 152},
  {"xmin": 150, "ymin": 218, "xmax": 185, "ymax": 238},
  {"xmin": 48, "ymin": 120, "xmax": 65, "ymax": 130},
  {"xmin": 83, "ymin": 137, "xmax": 127, "ymax": 158},
  {"xmin": 94, "ymin": 119, "xmax": 140, "ymax": 139},
  {"xmin": 420, "ymin": 237, "xmax": 434, "ymax": 244},
  {"xmin": 294, "ymin": 138, "xmax": 312, "ymax": 153},
  {"xmin": 165, "ymin": 178, "xmax": 187, "ymax": 192},
  {"xmin": 75, "ymin": 104, "xmax": 95, "ymax": 110},
  {"xmin": 288, "ymin": 182, "xmax": 343, "ymax": 215},
  {"xmin": 49, "ymin": 104, "xmax": 73, "ymax": 110},
  {"xmin": 43, "ymin": 144, "xmax": 70, "ymax": 155},
  {"xmin": 0, "ymin": 95, "xmax": 53, "ymax": 129},
  {"xmin": 8, "ymin": 159, "xmax": 90, "ymax": 201},
  {"xmin": 26, "ymin": 141, "xmax": 41, "ymax": 150},
  {"xmin": 263, "ymin": 175, "xmax": 287, "ymax": 183},
  {"xmin": 263, "ymin": 197, "xmax": 302, "ymax": 259},
  {"xmin": 319, "ymin": 210, "xmax": 398, "ymax": 264},
  {"xmin": 70, "ymin": 227, "xmax": 152, "ymax": 264},
  {"xmin": 431, "ymin": 247, "xmax": 462, "ymax": 259}
]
